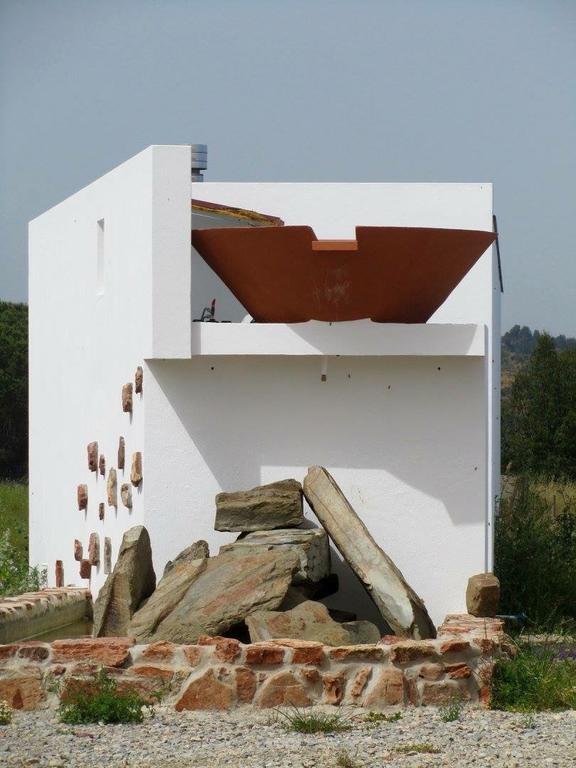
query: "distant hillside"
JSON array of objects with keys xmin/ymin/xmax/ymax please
[{"xmin": 501, "ymin": 325, "xmax": 576, "ymax": 388}]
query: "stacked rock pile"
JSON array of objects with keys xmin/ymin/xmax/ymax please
[{"xmin": 93, "ymin": 467, "xmax": 437, "ymax": 645}]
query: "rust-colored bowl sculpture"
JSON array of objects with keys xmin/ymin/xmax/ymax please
[{"xmin": 192, "ymin": 226, "xmax": 496, "ymax": 323}]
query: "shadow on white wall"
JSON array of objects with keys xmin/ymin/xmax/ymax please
[{"xmin": 146, "ymin": 355, "xmax": 486, "ymax": 627}]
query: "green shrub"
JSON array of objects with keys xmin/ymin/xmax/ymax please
[
  {"xmin": 59, "ymin": 669, "xmax": 153, "ymax": 724},
  {"xmin": 0, "ymin": 481, "xmax": 28, "ymax": 557},
  {"xmin": 494, "ymin": 477, "xmax": 576, "ymax": 629},
  {"xmin": 0, "ymin": 527, "xmax": 46, "ymax": 597},
  {"xmin": 274, "ymin": 707, "xmax": 350, "ymax": 734},
  {"xmin": 0, "ymin": 700, "xmax": 13, "ymax": 725},
  {"xmin": 491, "ymin": 641, "xmax": 576, "ymax": 712},
  {"xmin": 0, "ymin": 481, "xmax": 40, "ymax": 598},
  {"xmin": 439, "ymin": 697, "xmax": 463, "ymax": 722},
  {"xmin": 520, "ymin": 712, "xmax": 536, "ymax": 729}
]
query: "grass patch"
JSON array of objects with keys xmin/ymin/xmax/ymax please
[
  {"xmin": 274, "ymin": 707, "xmax": 350, "ymax": 734},
  {"xmin": 0, "ymin": 482, "xmax": 45, "ymax": 597},
  {"xmin": 364, "ymin": 710, "xmax": 402, "ymax": 724},
  {"xmin": 394, "ymin": 743, "xmax": 441, "ymax": 754},
  {"xmin": 491, "ymin": 640, "xmax": 576, "ymax": 712},
  {"xmin": 336, "ymin": 751, "xmax": 360, "ymax": 768},
  {"xmin": 520, "ymin": 712, "xmax": 536, "ymax": 729},
  {"xmin": 59, "ymin": 669, "xmax": 153, "ymax": 724},
  {"xmin": 439, "ymin": 697, "xmax": 463, "ymax": 722},
  {"xmin": 0, "ymin": 481, "xmax": 28, "ymax": 557}
]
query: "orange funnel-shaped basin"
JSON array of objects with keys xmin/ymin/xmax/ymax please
[{"xmin": 192, "ymin": 226, "xmax": 496, "ymax": 323}]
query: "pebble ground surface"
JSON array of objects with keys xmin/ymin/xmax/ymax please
[{"xmin": 0, "ymin": 706, "xmax": 574, "ymax": 768}]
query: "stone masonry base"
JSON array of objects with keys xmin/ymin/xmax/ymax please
[{"xmin": 0, "ymin": 615, "xmax": 506, "ymax": 712}]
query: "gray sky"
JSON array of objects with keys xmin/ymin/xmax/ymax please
[{"xmin": 1, "ymin": 0, "xmax": 575, "ymax": 334}]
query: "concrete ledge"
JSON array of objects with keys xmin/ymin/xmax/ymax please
[
  {"xmin": 188, "ymin": 321, "xmax": 486, "ymax": 358},
  {"xmin": 0, "ymin": 615, "xmax": 507, "ymax": 711},
  {"xmin": 0, "ymin": 589, "xmax": 91, "ymax": 644}
]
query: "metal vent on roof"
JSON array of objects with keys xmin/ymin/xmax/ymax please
[{"xmin": 191, "ymin": 144, "xmax": 207, "ymax": 182}]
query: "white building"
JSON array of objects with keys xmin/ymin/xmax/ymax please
[{"xmin": 29, "ymin": 145, "xmax": 500, "ymax": 628}]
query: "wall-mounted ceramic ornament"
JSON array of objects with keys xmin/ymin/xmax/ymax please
[
  {"xmin": 131, "ymin": 452, "xmax": 142, "ymax": 487},
  {"xmin": 104, "ymin": 537, "xmax": 112, "ymax": 574},
  {"xmin": 88, "ymin": 532, "xmax": 100, "ymax": 565},
  {"xmin": 121, "ymin": 483, "xmax": 133, "ymax": 509},
  {"xmin": 55, "ymin": 560, "xmax": 64, "ymax": 587},
  {"xmin": 122, "ymin": 383, "xmax": 133, "ymax": 413},
  {"xmin": 107, "ymin": 468, "xmax": 117, "ymax": 507},
  {"xmin": 118, "ymin": 436, "xmax": 125, "ymax": 470},
  {"xmin": 135, "ymin": 366, "xmax": 143, "ymax": 394},
  {"xmin": 87, "ymin": 442, "xmax": 98, "ymax": 472},
  {"xmin": 77, "ymin": 484, "xmax": 88, "ymax": 511}
]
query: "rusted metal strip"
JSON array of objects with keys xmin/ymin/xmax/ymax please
[{"xmin": 192, "ymin": 225, "xmax": 496, "ymax": 323}]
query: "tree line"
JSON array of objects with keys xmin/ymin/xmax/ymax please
[
  {"xmin": 0, "ymin": 302, "xmax": 27, "ymax": 479},
  {"xmin": 502, "ymin": 333, "xmax": 576, "ymax": 479},
  {"xmin": 502, "ymin": 324, "xmax": 576, "ymax": 357}
]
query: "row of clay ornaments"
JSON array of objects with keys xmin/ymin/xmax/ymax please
[
  {"xmin": 78, "ymin": 445, "xmax": 142, "ymax": 511},
  {"xmin": 74, "ymin": 535, "xmax": 112, "ymax": 578},
  {"xmin": 122, "ymin": 365, "xmax": 143, "ymax": 413},
  {"xmin": 75, "ymin": 366, "xmax": 143, "ymax": 580},
  {"xmin": 76, "ymin": 366, "xmax": 144, "ymax": 513}
]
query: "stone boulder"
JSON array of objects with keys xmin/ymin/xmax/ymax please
[
  {"xmin": 466, "ymin": 573, "xmax": 500, "ymax": 617},
  {"xmin": 92, "ymin": 526, "xmax": 156, "ymax": 637},
  {"xmin": 345, "ymin": 620, "xmax": 382, "ymax": 645},
  {"xmin": 214, "ymin": 479, "xmax": 303, "ymax": 532},
  {"xmin": 163, "ymin": 540, "xmax": 209, "ymax": 576},
  {"xmin": 219, "ymin": 527, "xmax": 329, "ymax": 584},
  {"xmin": 149, "ymin": 549, "xmax": 299, "ymax": 644},
  {"xmin": 246, "ymin": 600, "xmax": 380, "ymax": 646},
  {"xmin": 303, "ymin": 466, "xmax": 436, "ymax": 640},
  {"xmin": 129, "ymin": 541, "xmax": 209, "ymax": 642}
]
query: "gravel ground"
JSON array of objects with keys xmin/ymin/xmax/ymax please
[{"xmin": 0, "ymin": 706, "xmax": 575, "ymax": 768}]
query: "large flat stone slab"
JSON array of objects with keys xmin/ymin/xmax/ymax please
[
  {"xmin": 214, "ymin": 479, "xmax": 303, "ymax": 532},
  {"xmin": 303, "ymin": 466, "xmax": 436, "ymax": 640},
  {"xmin": 149, "ymin": 549, "xmax": 299, "ymax": 644},
  {"xmin": 129, "ymin": 541, "xmax": 210, "ymax": 642},
  {"xmin": 93, "ymin": 526, "xmax": 156, "ymax": 637},
  {"xmin": 246, "ymin": 600, "xmax": 380, "ymax": 646},
  {"xmin": 219, "ymin": 527, "xmax": 329, "ymax": 584}
]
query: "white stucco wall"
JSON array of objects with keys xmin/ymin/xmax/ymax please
[
  {"xmin": 29, "ymin": 147, "xmax": 498, "ymax": 628},
  {"xmin": 29, "ymin": 145, "xmax": 191, "ymax": 596}
]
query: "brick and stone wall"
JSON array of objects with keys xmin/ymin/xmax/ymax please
[{"xmin": 0, "ymin": 615, "xmax": 507, "ymax": 712}]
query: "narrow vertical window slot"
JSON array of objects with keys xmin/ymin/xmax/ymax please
[{"xmin": 96, "ymin": 218, "xmax": 105, "ymax": 295}]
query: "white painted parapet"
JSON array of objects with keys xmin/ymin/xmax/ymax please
[{"xmin": 190, "ymin": 321, "xmax": 486, "ymax": 357}]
